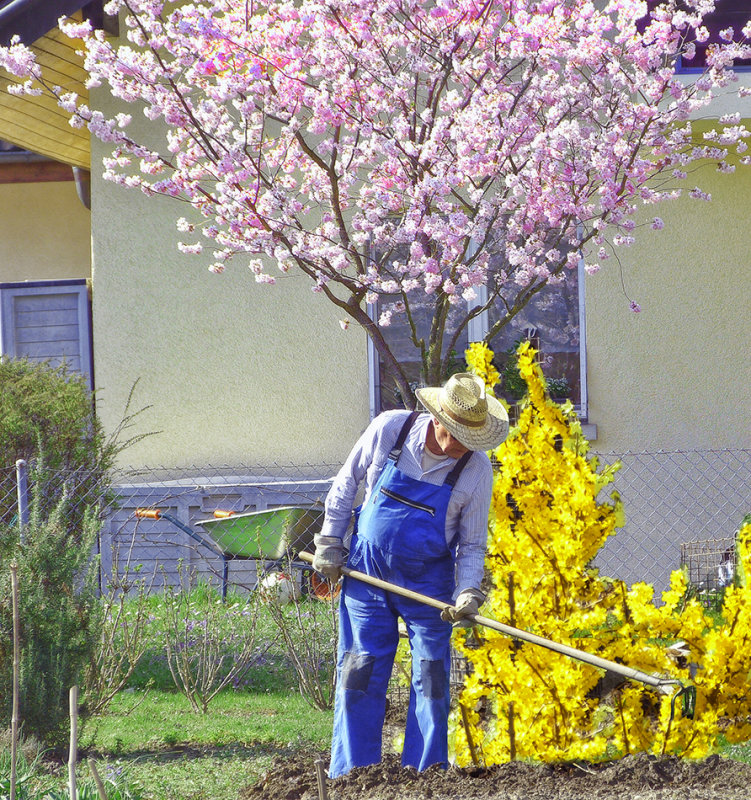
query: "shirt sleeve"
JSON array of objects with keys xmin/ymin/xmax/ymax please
[
  {"xmin": 452, "ymin": 454, "xmax": 493, "ymax": 597},
  {"xmin": 319, "ymin": 411, "xmax": 401, "ymax": 541}
]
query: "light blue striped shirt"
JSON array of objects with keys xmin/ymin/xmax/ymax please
[{"xmin": 321, "ymin": 410, "xmax": 493, "ymax": 598}]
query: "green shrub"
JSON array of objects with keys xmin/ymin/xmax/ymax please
[
  {"xmin": 2, "ymin": 360, "xmax": 96, "ymax": 520},
  {"xmin": 0, "ymin": 358, "xmax": 150, "ymax": 529},
  {"xmin": 0, "ymin": 359, "xmax": 100, "ymax": 466},
  {"xmin": 0, "ymin": 492, "xmax": 100, "ymax": 749},
  {"xmin": 0, "ymin": 360, "xmax": 151, "ymax": 750}
]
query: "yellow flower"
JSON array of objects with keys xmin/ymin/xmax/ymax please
[
  {"xmin": 456, "ymin": 341, "xmax": 751, "ymax": 766},
  {"xmin": 465, "ymin": 341, "xmax": 501, "ymax": 395}
]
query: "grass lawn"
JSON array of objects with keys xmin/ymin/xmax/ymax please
[{"xmin": 78, "ymin": 689, "xmax": 333, "ymax": 800}]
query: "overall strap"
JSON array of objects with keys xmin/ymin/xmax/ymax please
[
  {"xmin": 388, "ymin": 411, "xmax": 420, "ymax": 462},
  {"xmin": 444, "ymin": 450, "xmax": 472, "ymax": 488}
]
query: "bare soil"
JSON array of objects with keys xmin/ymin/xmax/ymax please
[
  {"xmin": 243, "ymin": 750, "xmax": 751, "ymax": 800},
  {"xmin": 242, "ymin": 700, "xmax": 751, "ymax": 800}
]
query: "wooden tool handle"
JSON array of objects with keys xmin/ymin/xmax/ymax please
[{"xmin": 297, "ymin": 550, "xmax": 681, "ymax": 690}]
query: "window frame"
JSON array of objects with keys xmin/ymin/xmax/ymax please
[{"xmin": 367, "ymin": 256, "xmax": 589, "ymax": 420}]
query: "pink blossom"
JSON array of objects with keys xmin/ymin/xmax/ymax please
[
  {"xmin": 1, "ymin": 0, "xmax": 748, "ymax": 380},
  {"xmin": 379, "ymin": 308, "xmax": 394, "ymax": 327},
  {"xmin": 613, "ymin": 234, "xmax": 635, "ymax": 247},
  {"xmin": 59, "ymin": 18, "xmax": 92, "ymax": 39}
]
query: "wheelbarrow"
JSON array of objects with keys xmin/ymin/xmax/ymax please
[{"xmin": 135, "ymin": 505, "xmax": 324, "ymax": 599}]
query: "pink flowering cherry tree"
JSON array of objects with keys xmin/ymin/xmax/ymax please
[{"xmin": 2, "ymin": 0, "xmax": 749, "ymax": 404}]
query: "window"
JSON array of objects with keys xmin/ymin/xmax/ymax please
[
  {"xmin": 678, "ymin": 0, "xmax": 751, "ymax": 71},
  {"xmin": 638, "ymin": 1, "xmax": 751, "ymax": 72},
  {"xmin": 484, "ymin": 260, "xmax": 584, "ymax": 411},
  {"xmin": 0, "ymin": 280, "xmax": 93, "ymax": 389},
  {"xmin": 368, "ymin": 257, "xmax": 586, "ymax": 417}
]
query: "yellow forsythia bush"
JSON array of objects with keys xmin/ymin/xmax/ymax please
[{"xmin": 451, "ymin": 341, "xmax": 751, "ymax": 766}]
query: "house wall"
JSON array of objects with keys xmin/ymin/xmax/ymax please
[
  {"xmin": 89, "ymin": 147, "xmax": 751, "ymax": 469},
  {"xmin": 85, "ymin": 51, "xmax": 751, "ymax": 473},
  {"xmin": 79, "ymin": 33, "xmax": 749, "ymax": 598},
  {"xmin": 585, "ymin": 159, "xmax": 751, "ymax": 453},
  {"xmin": 0, "ymin": 180, "xmax": 90, "ymax": 282},
  {"xmin": 89, "ymin": 140, "xmax": 371, "ymax": 470}
]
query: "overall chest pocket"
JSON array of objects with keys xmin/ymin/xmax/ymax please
[{"xmin": 379, "ymin": 487, "xmax": 436, "ymax": 517}]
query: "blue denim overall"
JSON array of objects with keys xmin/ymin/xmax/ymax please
[{"xmin": 329, "ymin": 412, "xmax": 471, "ymax": 778}]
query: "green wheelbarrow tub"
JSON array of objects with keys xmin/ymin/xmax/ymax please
[{"xmin": 196, "ymin": 506, "xmax": 323, "ymax": 559}]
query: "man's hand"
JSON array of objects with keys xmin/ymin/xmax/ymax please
[
  {"xmin": 440, "ymin": 588, "xmax": 484, "ymax": 627},
  {"xmin": 312, "ymin": 534, "xmax": 344, "ymax": 583}
]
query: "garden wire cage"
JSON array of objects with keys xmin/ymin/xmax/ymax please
[{"xmin": 680, "ymin": 536, "xmax": 739, "ymax": 609}]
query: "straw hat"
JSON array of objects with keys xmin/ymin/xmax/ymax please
[{"xmin": 416, "ymin": 373, "xmax": 509, "ymax": 452}]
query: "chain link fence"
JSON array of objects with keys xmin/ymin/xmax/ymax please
[
  {"xmin": 2, "ymin": 449, "xmax": 750, "ymax": 598},
  {"xmin": 591, "ymin": 449, "xmax": 750, "ymax": 595},
  {"xmin": 1, "ymin": 459, "xmax": 340, "ymax": 598}
]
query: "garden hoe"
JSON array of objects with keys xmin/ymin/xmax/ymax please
[{"xmin": 298, "ymin": 551, "xmax": 697, "ymax": 721}]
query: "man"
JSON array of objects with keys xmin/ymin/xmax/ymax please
[{"xmin": 313, "ymin": 372, "xmax": 509, "ymax": 778}]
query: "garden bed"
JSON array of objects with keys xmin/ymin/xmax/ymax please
[
  {"xmin": 243, "ymin": 698, "xmax": 751, "ymax": 800},
  {"xmin": 244, "ymin": 751, "xmax": 751, "ymax": 800}
]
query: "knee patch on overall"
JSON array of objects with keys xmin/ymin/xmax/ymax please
[
  {"xmin": 420, "ymin": 659, "xmax": 447, "ymax": 700},
  {"xmin": 341, "ymin": 651, "xmax": 375, "ymax": 692}
]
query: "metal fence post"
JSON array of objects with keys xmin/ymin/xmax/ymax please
[{"xmin": 15, "ymin": 459, "xmax": 29, "ymax": 542}]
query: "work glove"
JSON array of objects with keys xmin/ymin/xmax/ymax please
[
  {"xmin": 312, "ymin": 534, "xmax": 344, "ymax": 583},
  {"xmin": 440, "ymin": 588, "xmax": 484, "ymax": 627}
]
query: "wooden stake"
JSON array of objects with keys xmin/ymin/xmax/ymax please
[
  {"xmin": 314, "ymin": 758, "xmax": 329, "ymax": 800},
  {"xmin": 10, "ymin": 562, "xmax": 19, "ymax": 800},
  {"xmin": 69, "ymin": 686, "xmax": 79, "ymax": 800},
  {"xmin": 459, "ymin": 702, "xmax": 479, "ymax": 766},
  {"xmin": 88, "ymin": 758, "xmax": 108, "ymax": 800}
]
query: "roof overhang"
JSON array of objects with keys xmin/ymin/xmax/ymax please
[
  {"xmin": 0, "ymin": 1, "xmax": 115, "ymax": 169},
  {"xmin": 0, "ymin": 0, "xmax": 96, "ymax": 47}
]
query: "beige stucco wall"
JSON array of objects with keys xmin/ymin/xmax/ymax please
[
  {"xmin": 85, "ymin": 41, "xmax": 751, "ymax": 469},
  {"xmin": 90, "ymin": 146, "xmax": 370, "ymax": 469},
  {"xmin": 586, "ymin": 159, "xmax": 751, "ymax": 452},
  {"xmin": 0, "ymin": 180, "xmax": 91, "ymax": 283},
  {"xmin": 90, "ymin": 149, "xmax": 751, "ymax": 467}
]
